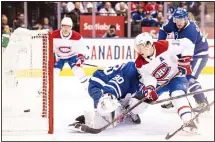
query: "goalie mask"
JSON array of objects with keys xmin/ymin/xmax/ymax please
[{"xmin": 134, "ymin": 32, "xmax": 154, "ymax": 59}]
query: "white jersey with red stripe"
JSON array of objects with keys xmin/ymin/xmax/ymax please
[
  {"xmin": 52, "ymin": 29, "xmax": 87, "ymax": 59},
  {"xmin": 135, "ymin": 38, "xmax": 194, "ymax": 87}
]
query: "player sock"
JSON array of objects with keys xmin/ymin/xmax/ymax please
[{"xmin": 189, "ymin": 79, "xmax": 206, "ymax": 102}]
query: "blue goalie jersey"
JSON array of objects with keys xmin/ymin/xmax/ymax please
[
  {"xmin": 89, "ymin": 62, "xmax": 144, "ymax": 99},
  {"xmin": 158, "ymin": 17, "xmax": 209, "ymax": 56}
]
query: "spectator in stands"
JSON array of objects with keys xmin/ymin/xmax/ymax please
[
  {"xmin": 2, "ymin": 25, "xmax": 12, "ymax": 34},
  {"xmin": 67, "ymin": 2, "xmax": 81, "ymax": 32},
  {"xmin": 188, "ymin": 12, "xmax": 196, "ymax": 21},
  {"xmin": 180, "ymin": 2, "xmax": 188, "ymax": 9},
  {"xmin": 97, "ymin": 2, "xmax": 104, "ymax": 12},
  {"xmin": 86, "ymin": 2, "xmax": 93, "ymax": 14},
  {"xmin": 61, "ymin": 2, "xmax": 69, "ymax": 16},
  {"xmin": 2, "ymin": 15, "xmax": 8, "ymax": 35},
  {"xmin": 156, "ymin": 12, "xmax": 165, "ymax": 27},
  {"xmin": 142, "ymin": 11, "xmax": 159, "ymax": 27},
  {"xmin": 115, "ymin": 2, "xmax": 128, "ymax": 17},
  {"xmin": 102, "ymin": 25, "xmax": 119, "ymax": 38},
  {"xmin": 115, "ymin": 2, "xmax": 128, "ymax": 11},
  {"xmin": 167, "ymin": 2, "xmax": 176, "ymax": 19},
  {"xmin": 2, "ymin": 15, "xmax": 8, "ymax": 27},
  {"xmin": 42, "ymin": 17, "xmax": 53, "ymax": 31},
  {"xmin": 82, "ymin": 2, "xmax": 94, "ymax": 15},
  {"xmin": 32, "ymin": 21, "xmax": 42, "ymax": 30},
  {"xmin": 132, "ymin": 5, "xmax": 145, "ymax": 22},
  {"xmin": 205, "ymin": 14, "xmax": 213, "ymax": 27},
  {"xmin": 99, "ymin": 2, "xmax": 116, "ymax": 16},
  {"xmin": 186, "ymin": 2, "xmax": 209, "ymax": 23},
  {"xmin": 131, "ymin": 2, "xmax": 138, "ymax": 12},
  {"xmin": 66, "ymin": 2, "xmax": 85, "ymax": 13},
  {"xmin": 66, "ymin": 2, "xmax": 74, "ymax": 13},
  {"xmin": 187, "ymin": 2, "xmax": 200, "ymax": 20},
  {"xmin": 13, "ymin": 13, "xmax": 27, "ymax": 30},
  {"xmin": 152, "ymin": 4, "xmax": 164, "ymax": 18},
  {"xmin": 144, "ymin": 2, "xmax": 158, "ymax": 14}
]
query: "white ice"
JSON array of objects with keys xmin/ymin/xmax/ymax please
[{"xmin": 2, "ymin": 75, "xmax": 214, "ymax": 141}]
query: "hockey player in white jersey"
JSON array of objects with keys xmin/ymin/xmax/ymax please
[
  {"xmin": 53, "ymin": 17, "xmax": 88, "ymax": 84},
  {"xmin": 134, "ymin": 32, "xmax": 198, "ymax": 133}
]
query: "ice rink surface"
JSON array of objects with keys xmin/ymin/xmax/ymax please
[{"xmin": 2, "ymin": 75, "xmax": 214, "ymax": 141}]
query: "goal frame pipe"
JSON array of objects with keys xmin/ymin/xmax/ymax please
[{"xmin": 48, "ymin": 32, "xmax": 54, "ymax": 134}]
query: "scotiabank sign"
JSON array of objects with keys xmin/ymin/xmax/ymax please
[
  {"xmin": 142, "ymin": 27, "xmax": 214, "ymax": 39},
  {"xmin": 80, "ymin": 16, "xmax": 125, "ymax": 37}
]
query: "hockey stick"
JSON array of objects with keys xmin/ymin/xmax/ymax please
[
  {"xmin": 80, "ymin": 87, "xmax": 214, "ymax": 134},
  {"xmin": 79, "ymin": 72, "xmax": 181, "ymax": 134},
  {"xmin": 165, "ymin": 100, "xmax": 214, "ymax": 140},
  {"xmin": 151, "ymin": 88, "xmax": 214, "ymax": 105},
  {"xmin": 84, "ymin": 63, "xmax": 99, "ymax": 67}
]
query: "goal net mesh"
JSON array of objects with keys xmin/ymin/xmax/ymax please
[{"xmin": 2, "ymin": 28, "xmax": 53, "ymax": 134}]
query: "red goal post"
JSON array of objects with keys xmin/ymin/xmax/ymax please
[{"xmin": 2, "ymin": 28, "xmax": 54, "ymax": 134}]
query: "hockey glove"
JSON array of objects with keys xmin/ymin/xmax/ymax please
[
  {"xmin": 76, "ymin": 54, "xmax": 85, "ymax": 67},
  {"xmin": 178, "ymin": 56, "xmax": 192, "ymax": 75},
  {"xmin": 143, "ymin": 85, "xmax": 158, "ymax": 101},
  {"xmin": 97, "ymin": 93, "xmax": 121, "ymax": 116}
]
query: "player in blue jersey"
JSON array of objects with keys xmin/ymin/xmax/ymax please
[
  {"xmin": 158, "ymin": 8, "xmax": 209, "ymax": 112},
  {"xmin": 68, "ymin": 61, "xmax": 158, "ymax": 132}
]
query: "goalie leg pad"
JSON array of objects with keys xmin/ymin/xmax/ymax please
[
  {"xmin": 84, "ymin": 108, "xmax": 123, "ymax": 129},
  {"xmin": 128, "ymin": 97, "xmax": 149, "ymax": 114}
]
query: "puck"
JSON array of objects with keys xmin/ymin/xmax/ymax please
[{"xmin": 24, "ymin": 109, "xmax": 30, "ymax": 112}]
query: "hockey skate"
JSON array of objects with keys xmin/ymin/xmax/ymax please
[
  {"xmin": 123, "ymin": 104, "xmax": 141, "ymax": 124},
  {"xmin": 182, "ymin": 121, "xmax": 198, "ymax": 135},
  {"xmin": 68, "ymin": 115, "xmax": 86, "ymax": 132},
  {"xmin": 192, "ymin": 98, "xmax": 210, "ymax": 113},
  {"xmin": 127, "ymin": 112, "xmax": 141, "ymax": 124}
]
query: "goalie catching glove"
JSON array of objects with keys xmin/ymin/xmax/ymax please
[
  {"xmin": 97, "ymin": 93, "xmax": 121, "ymax": 115},
  {"xmin": 178, "ymin": 56, "xmax": 192, "ymax": 75}
]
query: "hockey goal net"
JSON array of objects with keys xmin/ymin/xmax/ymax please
[{"xmin": 2, "ymin": 28, "xmax": 54, "ymax": 134}]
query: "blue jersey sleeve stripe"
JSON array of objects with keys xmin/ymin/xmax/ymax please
[
  {"xmin": 90, "ymin": 77, "xmax": 106, "ymax": 86},
  {"xmin": 109, "ymin": 80, "xmax": 122, "ymax": 97},
  {"xmin": 104, "ymin": 84, "xmax": 120, "ymax": 98}
]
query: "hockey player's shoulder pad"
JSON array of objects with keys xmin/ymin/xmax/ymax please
[
  {"xmin": 51, "ymin": 29, "xmax": 61, "ymax": 38},
  {"xmin": 153, "ymin": 40, "xmax": 169, "ymax": 56},
  {"xmin": 70, "ymin": 30, "xmax": 82, "ymax": 40},
  {"xmin": 135, "ymin": 55, "xmax": 148, "ymax": 68}
]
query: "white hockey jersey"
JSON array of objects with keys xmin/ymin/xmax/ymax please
[
  {"xmin": 135, "ymin": 39, "xmax": 194, "ymax": 87},
  {"xmin": 52, "ymin": 29, "xmax": 87, "ymax": 59}
]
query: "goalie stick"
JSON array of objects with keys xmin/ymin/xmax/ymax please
[
  {"xmin": 165, "ymin": 100, "xmax": 214, "ymax": 140},
  {"xmin": 77, "ymin": 88, "xmax": 214, "ymax": 134}
]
